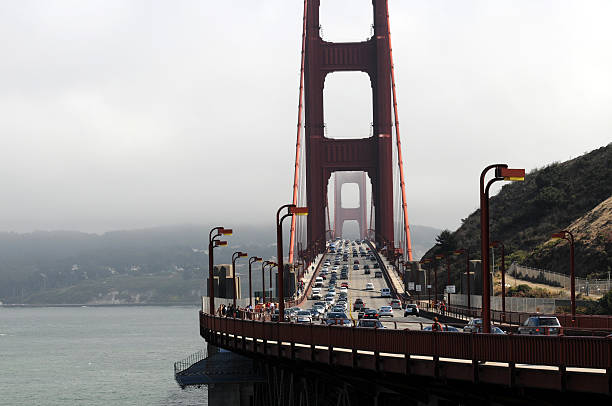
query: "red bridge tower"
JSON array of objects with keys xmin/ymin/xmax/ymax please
[{"xmin": 305, "ymin": 0, "xmax": 394, "ymax": 248}]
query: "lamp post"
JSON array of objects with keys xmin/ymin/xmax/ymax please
[
  {"xmin": 444, "ymin": 254, "xmax": 452, "ymax": 307},
  {"xmin": 231, "ymin": 251, "xmax": 248, "ymax": 309},
  {"xmin": 552, "ymin": 230, "xmax": 576, "ymax": 322},
  {"xmin": 434, "ymin": 254, "xmax": 444, "ymax": 305},
  {"xmin": 276, "ymin": 204, "xmax": 308, "ymax": 322},
  {"xmin": 490, "ymin": 241, "xmax": 506, "ymax": 322},
  {"xmin": 208, "ymin": 227, "xmax": 232, "ymax": 315},
  {"xmin": 480, "ymin": 164, "xmax": 525, "ymax": 333},
  {"xmin": 453, "ymin": 249, "xmax": 470, "ymax": 311},
  {"xmin": 248, "ymin": 256, "xmax": 262, "ymax": 308},
  {"xmin": 262, "ymin": 261, "xmax": 276, "ymax": 305},
  {"xmin": 420, "ymin": 258, "xmax": 432, "ymax": 305}
]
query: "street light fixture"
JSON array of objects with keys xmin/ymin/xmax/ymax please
[
  {"xmin": 490, "ymin": 241, "xmax": 506, "ymax": 322},
  {"xmin": 552, "ymin": 230, "xmax": 576, "ymax": 322},
  {"xmin": 480, "ymin": 164, "xmax": 525, "ymax": 333},
  {"xmin": 231, "ymin": 251, "xmax": 248, "ymax": 309},
  {"xmin": 248, "ymin": 256, "xmax": 262, "ymax": 308},
  {"xmin": 453, "ymin": 249, "xmax": 470, "ymax": 311},
  {"xmin": 276, "ymin": 204, "xmax": 308, "ymax": 321},
  {"xmin": 208, "ymin": 227, "xmax": 232, "ymax": 314}
]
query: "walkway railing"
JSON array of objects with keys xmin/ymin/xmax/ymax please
[
  {"xmin": 200, "ymin": 312, "xmax": 612, "ymax": 371},
  {"xmin": 417, "ymin": 300, "xmax": 612, "ymax": 331},
  {"xmin": 174, "ymin": 349, "xmax": 206, "ymax": 375}
]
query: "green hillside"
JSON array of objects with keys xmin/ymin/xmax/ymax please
[{"xmin": 424, "ymin": 143, "xmax": 612, "ymax": 283}]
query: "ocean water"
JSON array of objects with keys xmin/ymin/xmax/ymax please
[{"xmin": 0, "ymin": 306, "xmax": 208, "ymax": 406}]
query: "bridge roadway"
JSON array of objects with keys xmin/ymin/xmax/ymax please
[
  {"xmin": 299, "ymin": 240, "xmax": 438, "ymax": 329},
  {"xmin": 199, "ymin": 240, "xmax": 612, "ymax": 403}
]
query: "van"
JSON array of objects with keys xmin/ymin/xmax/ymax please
[{"xmin": 381, "ymin": 288, "xmax": 391, "ymax": 298}]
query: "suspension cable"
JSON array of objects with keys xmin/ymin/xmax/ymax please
[
  {"xmin": 289, "ymin": 0, "xmax": 308, "ymax": 264},
  {"xmin": 386, "ymin": 1, "xmax": 413, "ymax": 261}
]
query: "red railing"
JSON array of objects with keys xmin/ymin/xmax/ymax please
[
  {"xmin": 419, "ymin": 301, "xmax": 612, "ymax": 330},
  {"xmin": 201, "ymin": 312, "xmax": 612, "ymax": 370}
]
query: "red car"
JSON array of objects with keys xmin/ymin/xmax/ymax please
[{"xmin": 341, "ymin": 282, "xmax": 349, "ymax": 288}]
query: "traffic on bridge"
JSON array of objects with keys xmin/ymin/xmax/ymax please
[{"xmin": 174, "ymin": 0, "xmax": 612, "ymax": 404}]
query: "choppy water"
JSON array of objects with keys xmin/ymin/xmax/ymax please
[{"xmin": 0, "ymin": 306, "xmax": 208, "ymax": 406}]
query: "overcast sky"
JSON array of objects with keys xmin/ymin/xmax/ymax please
[{"xmin": 0, "ymin": 0, "xmax": 610, "ymax": 234}]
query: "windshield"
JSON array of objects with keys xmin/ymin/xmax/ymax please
[
  {"xmin": 539, "ymin": 317, "xmax": 560, "ymax": 326},
  {"xmin": 297, "ymin": 311, "xmax": 311, "ymax": 316},
  {"xmin": 328, "ymin": 312, "xmax": 346, "ymax": 319}
]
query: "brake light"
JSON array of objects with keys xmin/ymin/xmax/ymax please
[{"xmin": 535, "ymin": 328, "xmax": 540, "ymax": 332}]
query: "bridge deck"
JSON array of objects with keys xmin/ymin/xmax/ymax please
[{"xmin": 200, "ymin": 312, "xmax": 612, "ymax": 397}]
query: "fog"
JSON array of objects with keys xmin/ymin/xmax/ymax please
[{"xmin": 1, "ymin": 0, "xmax": 610, "ymax": 233}]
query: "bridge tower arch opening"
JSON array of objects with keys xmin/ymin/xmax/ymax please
[
  {"xmin": 332, "ymin": 171, "xmax": 369, "ymax": 240},
  {"xmin": 305, "ymin": 0, "xmax": 394, "ymax": 249}
]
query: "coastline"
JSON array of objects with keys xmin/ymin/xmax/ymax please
[{"xmin": 0, "ymin": 302, "xmax": 199, "ymax": 308}]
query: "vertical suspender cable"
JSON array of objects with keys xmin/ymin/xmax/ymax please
[
  {"xmin": 386, "ymin": 0, "xmax": 413, "ymax": 261},
  {"xmin": 289, "ymin": 0, "xmax": 308, "ymax": 264}
]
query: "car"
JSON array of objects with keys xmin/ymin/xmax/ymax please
[
  {"xmin": 463, "ymin": 319, "xmax": 507, "ymax": 334},
  {"xmin": 381, "ymin": 288, "xmax": 391, "ymax": 297},
  {"xmin": 379, "ymin": 306, "xmax": 393, "ymax": 317},
  {"xmin": 390, "ymin": 299, "xmax": 402, "ymax": 309},
  {"xmin": 325, "ymin": 312, "xmax": 351, "ymax": 327},
  {"xmin": 362, "ymin": 309, "xmax": 379, "ymax": 319},
  {"xmin": 341, "ymin": 282, "xmax": 349, "ymax": 288},
  {"xmin": 518, "ymin": 316, "xmax": 562, "ymax": 336},
  {"xmin": 308, "ymin": 308, "xmax": 321, "ymax": 320},
  {"xmin": 287, "ymin": 307, "xmax": 301, "ymax": 317},
  {"xmin": 353, "ymin": 264, "xmax": 359, "ymax": 270},
  {"xmin": 312, "ymin": 305, "xmax": 325, "ymax": 316},
  {"xmin": 373, "ymin": 263, "xmax": 379, "ymax": 269},
  {"xmin": 270, "ymin": 309, "xmax": 290, "ymax": 322},
  {"xmin": 423, "ymin": 325, "xmax": 460, "ymax": 332},
  {"xmin": 311, "ymin": 288, "xmax": 322, "ymax": 300},
  {"xmin": 331, "ymin": 305, "xmax": 345, "ymax": 313},
  {"xmin": 339, "ymin": 287, "xmax": 348, "ymax": 295},
  {"xmin": 364, "ymin": 268, "xmax": 371, "ymax": 274},
  {"xmin": 353, "ymin": 298, "xmax": 365, "ymax": 311},
  {"xmin": 364, "ymin": 264, "xmax": 370, "ymax": 269},
  {"xmin": 354, "ymin": 260, "xmax": 359, "ymax": 264},
  {"xmin": 324, "ymin": 296, "xmax": 335, "ymax": 306},
  {"xmin": 374, "ymin": 271, "xmax": 383, "ymax": 278},
  {"xmin": 357, "ymin": 319, "xmax": 385, "ymax": 328},
  {"xmin": 296, "ymin": 310, "xmax": 313, "ymax": 323},
  {"xmin": 365, "ymin": 283, "xmax": 374, "ymax": 290},
  {"xmin": 404, "ymin": 303, "xmax": 419, "ymax": 316}
]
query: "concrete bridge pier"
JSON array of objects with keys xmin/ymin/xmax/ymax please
[{"xmin": 208, "ymin": 382, "xmax": 254, "ymax": 406}]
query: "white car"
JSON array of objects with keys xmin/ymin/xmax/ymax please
[
  {"xmin": 311, "ymin": 288, "xmax": 322, "ymax": 300},
  {"xmin": 379, "ymin": 306, "xmax": 393, "ymax": 317},
  {"xmin": 339, "ymin": 287, "xmax": 348, "ymax": 295},
  {"xmin": 296, "ymin": 310, "xmax": 312, "ymax": 323},
  {"xmin": 365, "ymin": 283, "xmax": 374, "ymax": 290}
]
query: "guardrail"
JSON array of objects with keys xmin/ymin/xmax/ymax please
[
  {"xmin": 200, "ymin": 312, "xmax": 612, "ymax": 371},
  {"xmin": 174, "ymin": 349, "xmax": 206, "ymax": 375},
  {"xmin": 417, "ymin": 301, "xmax": 612, "ymax": 331}
]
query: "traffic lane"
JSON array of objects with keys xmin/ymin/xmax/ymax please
[
  {"xmin": 380, "ymin": 314, "xmax": 435, "ymax": 330},
  {"xmin": 346, "ymin": 263, "xmax": 393, "ymax": 319}
]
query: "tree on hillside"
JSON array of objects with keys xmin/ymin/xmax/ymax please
[{"xmin": 435, "ymin": 230, "xmax": 457, "ymax": 253}]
